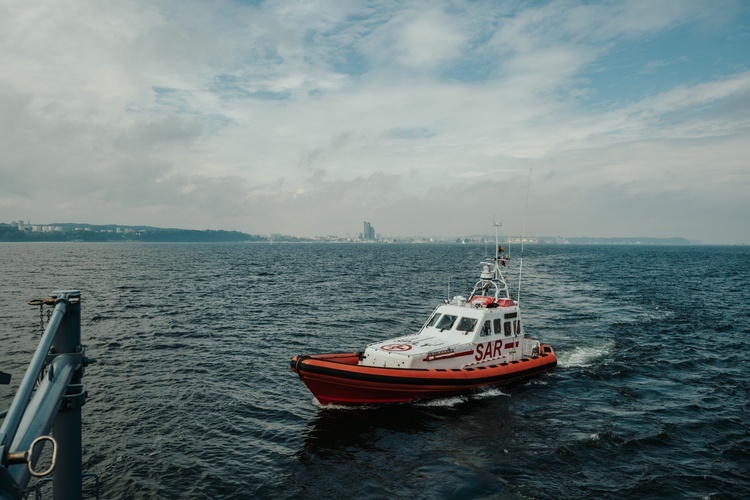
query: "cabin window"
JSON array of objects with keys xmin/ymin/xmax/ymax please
[
  {"xmin": 504, "ymin": 321, "xmax": 512, "ymax": 336},
  {"xmin": 493, "ymin": 318, "xmax": 503, "ymax": 335},
  {"xmin": 481, "ymin": 320, "xmax": 491, "ymax": 337},
  {"xmin": 456, "ymin": 317, "xmax": 478, "ymax": 333},
  {"xmin": 515, "ymin": 320, "xmax": 521, "ymax": 334},
  {"xmin": 436, "ymin": 315, "xmax": 457, "ymax": 330},
  {"xmin": 426, "ymin": 314, "xmax": 441, "ymax": 328}
]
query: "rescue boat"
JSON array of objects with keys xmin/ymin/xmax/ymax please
[{"xmin": 291, "ymin": 235, "xmax": 556, "ymax": 406}]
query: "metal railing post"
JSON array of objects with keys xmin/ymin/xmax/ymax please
[
  {"xmin": 0, "ymin": 290, "xmax": 88, "ymax": 500},
  {"xmin": 50, "ymin": 291, "xmax": 84, "ymax": 500}
]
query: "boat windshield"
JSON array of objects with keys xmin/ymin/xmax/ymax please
[
  {"xmin": 436, "ymin": 315, "xmax": 457, "ymax": 330},
  {"xmin": 456, "ymin": 317, "xmax": 478, "ymax": 333},
  {"xmin": 426, "ymin": 313, "xmax": 441, "ymax": 328}
]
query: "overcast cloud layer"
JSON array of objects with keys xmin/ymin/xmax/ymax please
[{"xmin": 1, "ymin": 0, "xmax": 748, "ymax": 243}]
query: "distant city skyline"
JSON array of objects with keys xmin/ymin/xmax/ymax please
[
  {"xmin": 2, "ymin": 219, "xmax": 704, "ymax": 245},
  {"xmin": 1, "ymin": 2, "xmax": 749, "ymax": 244}
]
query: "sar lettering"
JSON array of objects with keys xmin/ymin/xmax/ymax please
[{"xmin": 474, "ymin": 340, "xmax": 504, "ymax": 362}]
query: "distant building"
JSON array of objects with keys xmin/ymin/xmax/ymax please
[{"xmin": 362, "ymin": 221, "xmax": 376, "ymax": 240}]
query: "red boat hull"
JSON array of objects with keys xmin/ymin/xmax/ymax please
[{"xmin": 290, "ymin": 346, "xmax": 557, "ymax": 405}]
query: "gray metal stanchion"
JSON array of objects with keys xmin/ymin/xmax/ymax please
[
  {"xmin": 51, "ymin": 291, "xmax": 85, "ymax": 499},
  {"xmin": 0, "ymin": 290, "xmax": 90, "ymax": 500}
]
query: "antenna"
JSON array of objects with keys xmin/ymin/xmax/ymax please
[
  {"xmin": 517, "ymin": 169, "xmax": 532, "ymax": 304},
  {"xmin": 493, "ymin": 218, "xmax": 503, "ymax": 272},
  {"xmin": 493, "ymin": 216, "xmax": 503, "ymax": 260}
]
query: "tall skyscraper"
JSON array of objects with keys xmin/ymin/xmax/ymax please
[{"xmin": 363, "ymin": 221, "xmax": 375, "ymax": 240}]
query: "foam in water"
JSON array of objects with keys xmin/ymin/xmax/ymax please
[
  {"xmin": 415, "ymin": 395, "xmax": 468, "ymax": 407},
  {"xmin": 311, "ymin": 398, "xmax": 371, "ymax": 411},
  {"xmin": 557, "ymin": 341, "xmax": 613, "ymax": 368},
  {"xmin": 310, "ymin": 387, "xmax": 510, "ymax": 410},
  {"xmin": 472, "ymin": 387, "xmax": 510, "ymax": 399}
]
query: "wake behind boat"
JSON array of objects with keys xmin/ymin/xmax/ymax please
[{"xmin": 291, "ymin": 230, "xmax": 556, "ymax": 405}]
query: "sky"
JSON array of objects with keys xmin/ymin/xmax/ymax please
[{"xmin": 1, "ymin": 0, "xmax": 749, "ymax": 243}]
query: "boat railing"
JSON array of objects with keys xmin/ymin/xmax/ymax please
[
  {"xmin": 0, "ymin": 291, "xmax": 96, "ymax": 500},
  {"xmin": 469, "ymin": 279, "xmax": 510, "ymax": 301}
]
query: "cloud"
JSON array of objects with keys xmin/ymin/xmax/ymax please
[
  {"xmin": 0, "ymin": 0, "xmax": 748, "ymax": 242},
  {"xmin": 367, "ymin": 5, "xmax": 468, "ymax": 70}
]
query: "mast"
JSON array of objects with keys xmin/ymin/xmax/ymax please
[
  {"xmin": 515, "ymin": 169, "xmax": 532, "ymax": 357},
  {"xmin": 517, "ymin": 168, "xmax": 532, "ymax": 306}
]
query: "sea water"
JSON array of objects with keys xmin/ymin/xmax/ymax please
[{"xmin": 0, "ymin": 243, "xmax": 748, "ymax": 498}]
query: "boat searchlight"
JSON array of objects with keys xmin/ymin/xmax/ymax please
[{"xmin": 480, "ymin": 265, "xmax": 493, "ymax": 279}]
